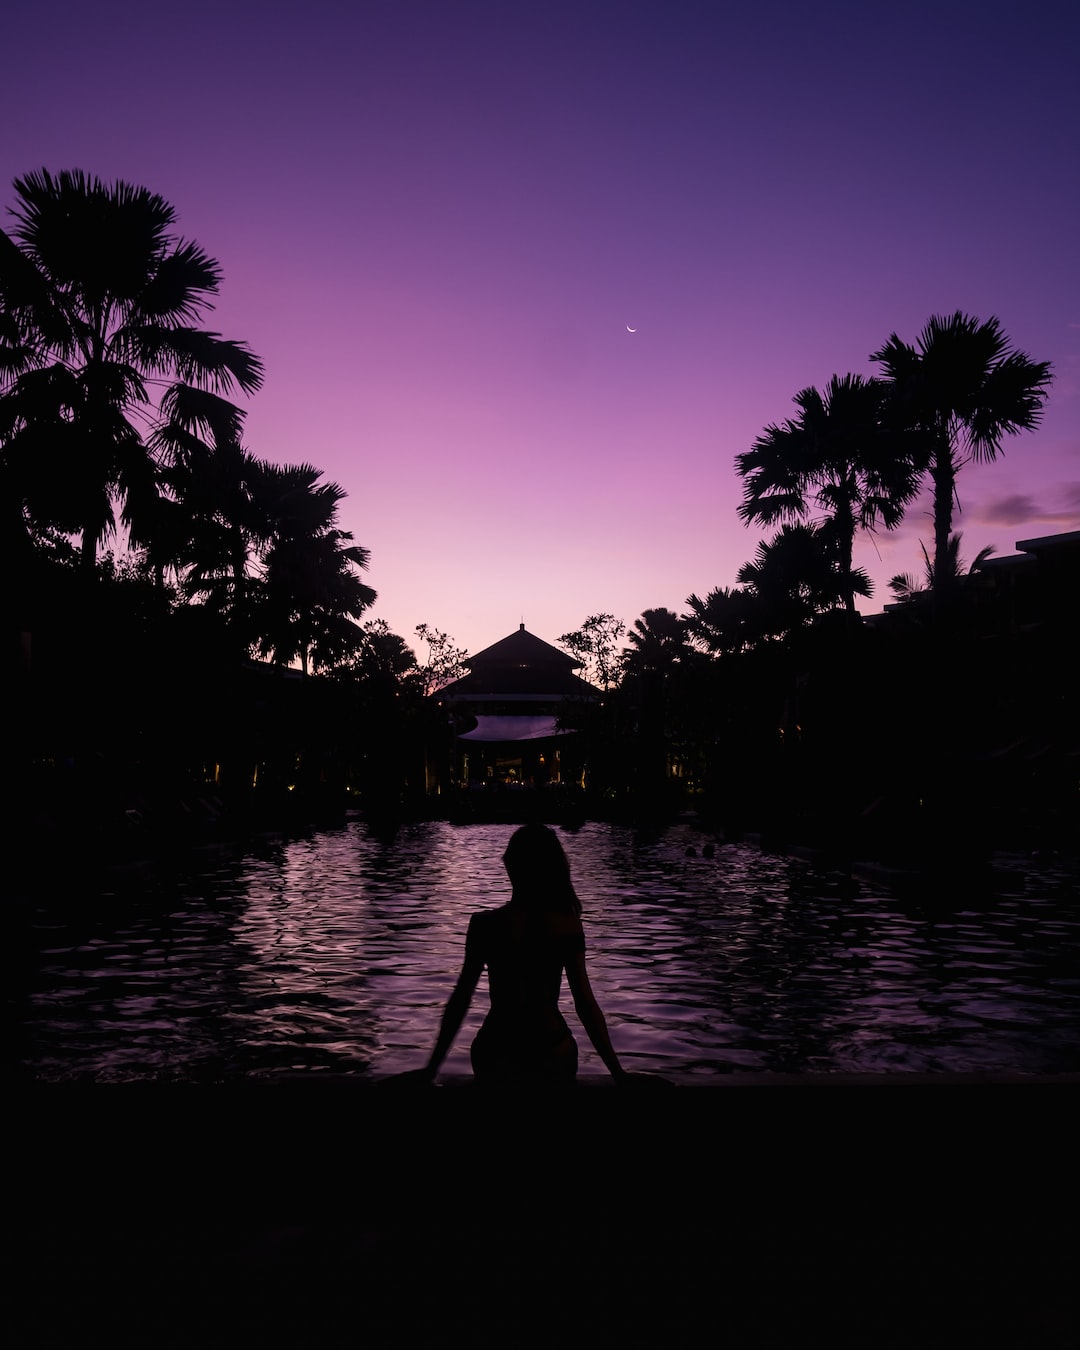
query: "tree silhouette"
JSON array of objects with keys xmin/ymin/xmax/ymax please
[
  {"xmin": 737, "ymin": 523, "xmax": 870, "ymax": 640},
  {"xmin": 621, "ymin": 607, "xmax": 694, "ymax": 803},
  {"xmin": 871, "ymin": 312, "xmax": 1051, "ymax": 605},
  {"xmin": 145, "ymin": 385, "xmax": 261, "ymax": 640},
  {"xmin": 684, "ymin": 586, "xmax": 761, "ymax": 656},
  {"xmin": 0, "ymin": 169, "xmax": 262, "ymax": 571},
  {"xmin": 888, "ymin": 532, "xmax": 995, "ymax": 603},
  {"xmin": 252, "ymin": 463, "xmax": 376, "ymax": 674},
  {"xmin": 558, "ymin": 613, "xmax": 625, "ymax": 691},
  {"xmin": 622, "ymin": 607, "xmax": 689, "ymax": 676},
  {"xmin": 736, "ymin": 374, "xmax": 919, "ymax": 613},
  {"xmin": 412, "ymin": 623, "xmax": 469, "ymax": 697}
]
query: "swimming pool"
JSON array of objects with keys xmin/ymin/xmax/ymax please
[{"xmin": 14, "ymin": 819, "xmax": 1080, "ymax": 1080}]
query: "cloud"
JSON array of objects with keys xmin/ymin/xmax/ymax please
[
  {"xmin": 976, "ymin": 483, "xmax": 1080, "ymax": 528},
  {"xmin": 979, "ymin": 493, "xmax": 1040, "ymax": 525}
]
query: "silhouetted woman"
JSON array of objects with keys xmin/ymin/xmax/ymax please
[{"xmin": 417, "ymin": 823, "xmax": 628, "ymax": 1087}]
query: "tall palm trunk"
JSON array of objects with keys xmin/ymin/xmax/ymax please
[
  {"xmin": 81, "ymin": 531, "xmax": 98, "ymax": 574},
  {"xmin": 833, "ymin": 493, "xmax": 858, "ymax": 614},
  {"xmin": 929, "ymin": 423, "xmax": 957, "ymax": 607}
]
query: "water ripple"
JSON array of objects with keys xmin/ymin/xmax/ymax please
[{"xmin": 14, "ymin": 820, "xmax": 1080, "ymax": 1080}]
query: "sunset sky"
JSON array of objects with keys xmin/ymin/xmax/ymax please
[{"xmin": 4, "ymin": 0, "xmax": 1077, "ymax": 659}]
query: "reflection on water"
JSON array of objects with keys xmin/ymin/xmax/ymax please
[{"xmin": 13, "ymin": 820, "xmax": 1080, "ymax": 1081}]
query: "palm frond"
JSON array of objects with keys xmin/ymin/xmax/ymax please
[
  {"xmin": 888, "ymin": 571, "xmax": 922, "ymax": 600},
  {"xmin": 156, "ymin": 382, "xmax": 247, "ymax": 445},
  {"xmin": 125, "ymin": 326, "xmax": 264, "ymax": 394},
  {"xmin": 138, "ymin": 240, "xmax": 224, "ymax": 322}
]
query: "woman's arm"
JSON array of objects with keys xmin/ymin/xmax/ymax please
[
  {"xmin": 422, "ymin": 947, "xmax": 484, "ymax": 1079},
  {"xmin": 565, "ymin": 951, "xmax": 627, "ymax": 1081}
]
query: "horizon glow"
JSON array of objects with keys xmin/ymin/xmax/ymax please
[{"xmin": 3, "ymin": 1, "xmax": 1077, "ymax": 659}]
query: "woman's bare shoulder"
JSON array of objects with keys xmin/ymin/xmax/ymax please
[{"xmin": 469, "ymin": 903, "xmax": 512, "ymax": 928}]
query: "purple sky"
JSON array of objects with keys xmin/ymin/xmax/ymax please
[{"xmin": 5, "ymin": 1, "xmax": 1077, "ymax": 659}]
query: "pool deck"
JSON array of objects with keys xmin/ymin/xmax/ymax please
[
  {"xmin": 426, "ymin": 1070, "xmax": 1080, "ymax": 1086},
  {"xmin": 233, "ymin": 1070, "xmax": 1080, "ymax": 1087},
  {"xmin": 14, "ymin": 1069, "xmax": 1077, "ymax": 1089},
  {"xmin": 15, "ymin": 1062, "xmax": 1076, "ymax": 1350}
]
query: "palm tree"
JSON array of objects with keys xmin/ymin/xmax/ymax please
[
  {"xmin": 871, "ymin": 312, "xmax": 1051, "ymax": 604},
  {"xmin": 252, "ymin": 463, "xmax": 377, "ymax": 674},
  {"xmin": 888, "ymin": 532, "xmax": 995, "ymax": 603},
  {"xmin": 736, "ymin": 523, "xmax": 871, "ymax": 640},
  {"xmin": 148, "ymin": 387, "xmax": 265, "ymax": 637},
  {"xmin": 735, "ymin": 374, "xmax": 920, "ymax": 613},
  {"xmin": 622, "ymin": 607, "xmax": 689, "ymax": 675},
  {"xmin": 621, "ymin": 608, "xmax": 693, "ymax": 803},
  {"xmin": 352, "ymin": 619, "xmax": 421, "ymax": 689},
  {"xmin": 0, "ymin": 168, "xmax": 263, "ymax": 571},
  {"xmin": 684, "ymin": 586, "xmax": 760, "ymax": 657}
]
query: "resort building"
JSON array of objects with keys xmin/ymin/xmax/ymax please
[{"xmin": 434, "ymin": 624, "xmax": 598, "ymax": 804}]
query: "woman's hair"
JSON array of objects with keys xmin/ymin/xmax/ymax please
[{"xmin": 503, "ymin": 823, "xmax": 582, "ymax": 916}]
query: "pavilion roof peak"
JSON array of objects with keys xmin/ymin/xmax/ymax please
[{"xmin": 466, "ymin": 624, "xmax": 582, "ymax": 670}]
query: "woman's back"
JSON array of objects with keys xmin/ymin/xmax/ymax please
[
  {"xmin": 469, "ymin": 905, "xmax": 584, "ymax": 1013},
  {"xmin": 468, "ymin": 904, "xmax": 584, "ymax": 1081}
]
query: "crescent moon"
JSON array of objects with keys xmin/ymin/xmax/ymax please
[{"xmin": 626, "ymin": 325, "xmax": 637, "ymax": 333}]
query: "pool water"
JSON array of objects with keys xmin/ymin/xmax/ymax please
[{"xmin": 13, "ymin": 819, "xmax": 1080, "ymax": 1080}]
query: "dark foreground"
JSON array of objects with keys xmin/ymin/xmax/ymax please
[{"xmin": 13, "ymin": 1079, "xmax": 1077, "ymax": 1347}]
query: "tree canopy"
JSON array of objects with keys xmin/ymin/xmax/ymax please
[
  {"xmin": 871, "ymin": 312, "xmax": 1051, "ymax": 602},
  {"xmin": 1, "ymin": 168, "xmax": 263, "ymax": 571}
]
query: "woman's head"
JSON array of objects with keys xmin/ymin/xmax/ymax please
[{"xmin": 503, "ymin": 823, "xmax": 582, "ymax": 916}]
